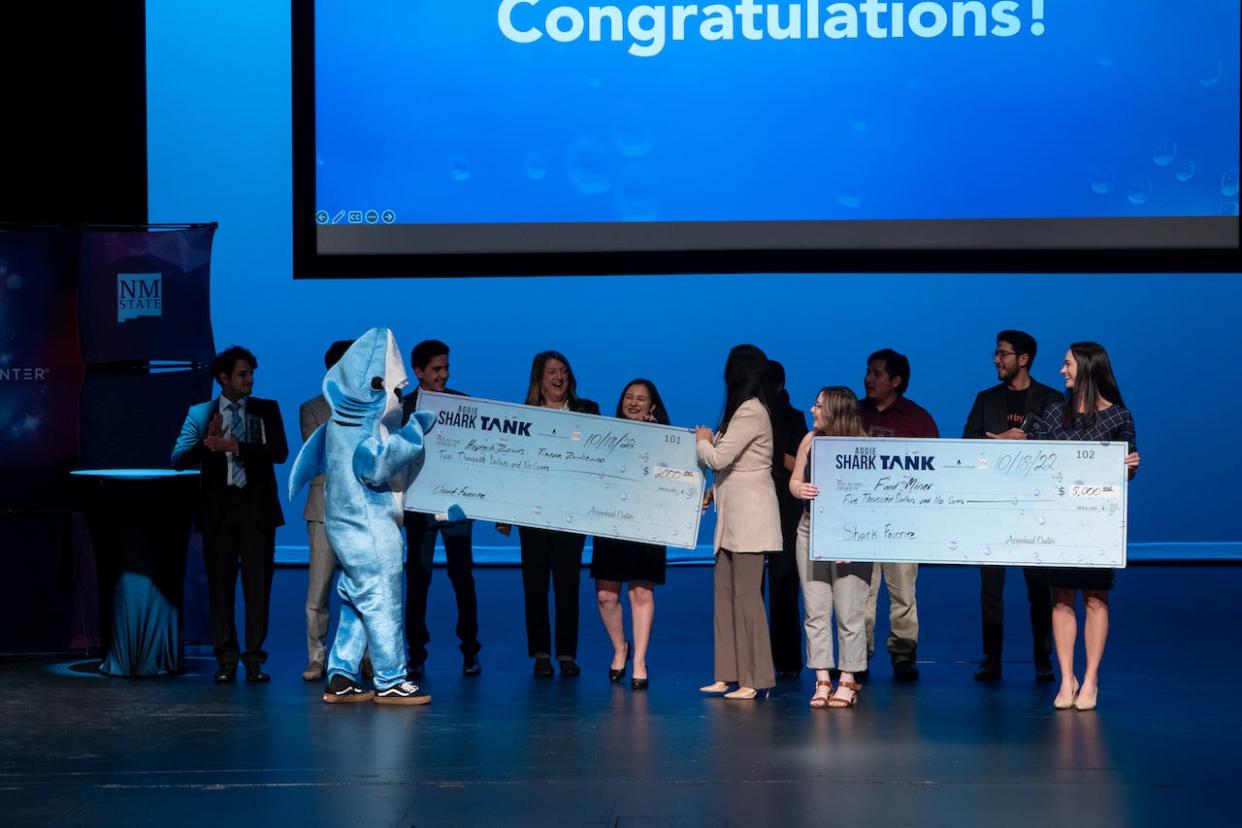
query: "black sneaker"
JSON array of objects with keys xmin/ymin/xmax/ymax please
[
  {"xmin": 893, "ymin": 661, "xmax": 920, "ymax": 681},
  {"xmin": 323, "ymin": 674, "xmax": 375, "ymax": 704},
  {"xmin": 374, "ymin": 680, "xmax": 432, "ymax": 706},
  {"xmin": 559, "ymin": 659, "xmax": 581, "ymax": 677}
]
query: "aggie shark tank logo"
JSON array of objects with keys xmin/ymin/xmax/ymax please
[
  {"xmin": 438, "ymin": 403, "xmax": 533, "ymax": 436},
  {"xmin": 836, "ymin": 445, "xmax": 935, "ymax": 470},
  {"xmin": 117, "ymin": 272, "xmax": 162, "ymax": 322}
]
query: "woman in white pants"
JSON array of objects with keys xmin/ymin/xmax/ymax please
[{"xmin": 790, "ymin": 386, "xmax": 873, "ymax": 709}]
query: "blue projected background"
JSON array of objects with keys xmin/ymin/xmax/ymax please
[
  {"xmin": 314, "ymin": 0, "xmax": 1241, "ymax": 225},
  {"xmin": 149, "ymin": 1, "xmax": 1242, "ymax": 561}
]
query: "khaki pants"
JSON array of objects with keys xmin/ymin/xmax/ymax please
[
  {"xmin": 865, "ymin": 562, "xmax": 919, "ymax": 664},
  {"xmin": 305, "ymin": 520, "xmax": 337, "ymax": 665},
  {"xmin": 714, "ymin": 548, "xmax": 775, "ymax": 690},
  {"xmin": 794, "ymin": 516, "xmax": 872, "ymax": 672}
]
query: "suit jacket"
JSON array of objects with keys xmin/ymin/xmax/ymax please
[
  {"xmin": 299, "ymin": 394, "xmax": 330, "ymax": 522},
  {"xmin": 962, "ymin": 379, "xmax": 1063, "ymax": 439},
  {"xmin": 697, "ymin": 398, "xmax": 783, "ymax": 554},
  {"xmin": 171, "ymin": 396, "xmax": 288, "ymax": 532}
]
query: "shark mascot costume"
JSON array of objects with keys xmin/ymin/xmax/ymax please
[{"xmin": 289, "ymin": 328, "xmax": 457, "ymax": 705}]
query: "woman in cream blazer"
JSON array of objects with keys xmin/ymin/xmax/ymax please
[{"xmin": 696, "ymin": 345, "xmax": 782, "ymax": 699}]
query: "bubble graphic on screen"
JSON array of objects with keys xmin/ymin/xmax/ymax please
[
  {"xmin": 1126, "ymin": 176, "xmax": 1152, "ymax": 205},
  {"xmin": 1089, "ymin": 169, "xmax": 1116, "ymax": 195},
  {"xmin": 1222, "ymin": 169, "xmax": 1240, "ymax": 197},
  {"xmin": 533, "ymin": 505, "xmax": 544, "ymax": 515},
  {"xmin": 836, "ymin": 195, "xmax": 861, "ymax": 209},
  {"xmin": 614, "ymin": 166, "xmax": 658, "ymax": 221},
  {"xmin": 947, "ymin": 540, "xmax": 959, "ymax": 552},
  {"xmin": 614, "ymin": 119, "xmax": 653, "ymax": 158},
  {"xmin": 1038, "ymin": 515, "xmax": 1047, "ymax": 526},
  {"xmin": 1222, "ymin": 202, "xmax": 1240, "ymax": 217},
  {"xmin": 1152, "ymin": 140, "xmax": 1177, "ymax": 167},
  {"xmin": 1175, "ymin": 161, "xmax": 1196, "ymax": 183},
  {"xmin": 1200, "ymin": 59, "xmax": 1224, "ymax": 88},
  {"xmin": 449, "ymin": 155, "xmax": 471, "ymax": 182},
  {"xmin": 566, "ymin": 139, "xmax": 612, "ymax": 195},
  {"xmin": 619, "ymin": 492, "xmax": 629, "ymax": 502},
  {"xmin": 523, "ymin": 153, "xmax": 548, "ymax": 181}
]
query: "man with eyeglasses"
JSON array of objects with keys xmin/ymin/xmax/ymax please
[{"xmin": 962, "ymin": 330, "xmax": 1062, "ymax": 683}]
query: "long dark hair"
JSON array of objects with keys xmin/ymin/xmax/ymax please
[
  {"xmin": 714, "ymin": 344, "xmax": 782, "ymax": 474},
  {"xmin": 524, "ymin": 350, "xmax": 580, "ymax": 407},
  {"xmin": 1064, "ymin": 341, "xmax": 1125, "ymax": 428},
  {"xmin": 614, "ymin": 379, "xmax": 670, "ymax": 425},
  {"xmin": 718, "ymin": 344, "xmax": 774, "ymax": 433}
]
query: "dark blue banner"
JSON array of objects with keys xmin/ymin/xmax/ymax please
[
  {"xmin": 78, "ymin": 225, "xmax": 216, "ymax": 366},
  {"xmin": 0, "ymin": 226, "xmax": 84, "ymax": 509}
]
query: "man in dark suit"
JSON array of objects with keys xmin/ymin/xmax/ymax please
[
  {"xmin": 401, "ymin": 339, "xmax": 482, "ymax": 678},
  {"xmin": 172, "ymin": 345, "xmax": 288, "ymax": 682},
  {"xmin": 962, "ymin": 330, "xmax": 1062, "ymax": 683}
]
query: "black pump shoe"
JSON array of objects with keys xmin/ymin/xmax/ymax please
[
  {"xmin": 609, "ymin": 641, "xmax": 631, "ymax": 682},
  {"xmin": 631, "ymin": 676, "xmax": 648, "ymax": 690}
]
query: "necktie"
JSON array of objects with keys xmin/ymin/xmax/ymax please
[{"xmin": 227, "ymin": 402, "xmax": 247, "ymax": 488}]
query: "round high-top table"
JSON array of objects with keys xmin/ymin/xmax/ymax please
[{"xmin": 71, "ymin": 469, "xmax": 199, "ymax": 676}]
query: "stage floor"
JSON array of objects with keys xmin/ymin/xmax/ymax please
[{"xmin": 2, "ymin": 564, "xmax": 1239, "ymax": 826}]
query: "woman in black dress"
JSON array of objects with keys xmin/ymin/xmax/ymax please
[
  {"xmin": 503, "ymin": 351, "xmax": 600, "ymax": 678},
  {"xmin": 1029, "ymin": 342, "xmax": 1140, "ymax": 711},
  {"xmin": 591, "ymin": 379, "xmax": 669, "ymax": 690}
]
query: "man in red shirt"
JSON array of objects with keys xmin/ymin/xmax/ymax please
[{"xmin": 860, "ymin": 349, "xmax": 938, "ymax": 681}]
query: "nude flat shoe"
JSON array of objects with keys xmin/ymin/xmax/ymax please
[{"xmin": 700, "ymin": 681, "xmax": 730, "ymax": 694}]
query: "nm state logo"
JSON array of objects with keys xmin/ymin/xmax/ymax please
[{"xmin": 117, "ymin": 273, "xmax": 162, "ymax": 323}]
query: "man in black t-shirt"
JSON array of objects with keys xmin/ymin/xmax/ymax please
[{"xmin": 962, "ymin": 330, "xmax": 1063, "ymax": 682}]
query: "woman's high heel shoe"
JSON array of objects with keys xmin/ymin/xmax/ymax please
[
  {"xmin": 1073, "ymin": 683, "xmax": 1098, "ymax": 711},
  {"xmin": 1053, "ymin": 677, "xmax": 1080, "ymax": 710},
  {"xmin": 631, "ymin": 676, "xmax": 648, "ymax": 690},
  {"xmin": 608, "ymin": 641, "xmax": 631, "ymax": 683}
]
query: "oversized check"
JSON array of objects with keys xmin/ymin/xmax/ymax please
[
  {"xmin": 404, "ymin": 391, "xmax": 705, "ymax": 548},
  {"xmin": 809, "ymin": 438, "xmax": 1129, "ymax": 567}
]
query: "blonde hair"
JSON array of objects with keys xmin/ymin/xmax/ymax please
[{"xmin": 816, "ymin": 386, "xmax": 866, "ymax": 438}]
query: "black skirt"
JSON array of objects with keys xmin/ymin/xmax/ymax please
[
  {"xmin": 1047, "ymin": 566, "xmax": 1115, "ymax": 591},
  {"xmin": 589, "ymin": 537, "xmax": 667, "ymax": 585}
]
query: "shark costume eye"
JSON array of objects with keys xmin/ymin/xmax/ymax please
[{"xmin": 371, "ymin": 376, "xmax": 384, "ymax": 390}]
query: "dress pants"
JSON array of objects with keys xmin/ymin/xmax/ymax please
[
  {"xmin": 714, "ymin": 548, "xmax": 776, "ymax": 690},
  {"xmin": 766, "ymin": 498, "xmax": 804, "ymax": 673},
  {"xmin": 404, "ymin": 512, "xmax": 481, "ymax": 667},
  {"xmin": 203, "ymin": 488, "xmax": 275, "ymax": 669},
  {"xmin": 794, "ymin": 515, "xmax": 872, "ymax": 673},
  {"xmin": 305, "ymin": 520, "xmax": 336, "ymax": 665},
  {"xmin": 864, "ymin": 562, "xmax": 919, "ymax": 665},
  {"xmin": 519, "ymin": 526, "xmax": 584, "ymax": 659},
  {"xmin": 980, "ymin": 565, "xmax": 1052, "ymax": 663}
]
